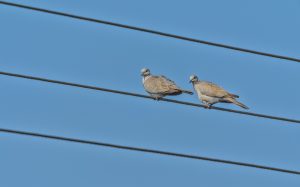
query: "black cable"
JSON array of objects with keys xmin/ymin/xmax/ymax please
[
  {"xmin": 0, "ymin": 128, "xmax": 299, "ymax": 175},
  {"xmin": 0, "ymin": 1, "xmax": 300, "ymax": 63},
  {"xmin": 0, "ymin": 71, "xmax": 299, "ymax": 124}
]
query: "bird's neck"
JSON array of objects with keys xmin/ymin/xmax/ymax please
[
  {"xmin": 142, "ymin": 75, "xmax": 151, "ymax": 84},
  {"xmin": 191, "ymin": 82, "xmax": 196, "ymax": 88},
  {"xmin": 192, "ymin": 80, "xmax": 200, "ymax": 87}
]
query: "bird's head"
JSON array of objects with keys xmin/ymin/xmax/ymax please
[
  {"xmin": 141, "ymin": 68, "xmax": 151, "ymax": 77},
  {"xmin": 189, "ymin": 75, "xmax": 198, "ymax": 83}
]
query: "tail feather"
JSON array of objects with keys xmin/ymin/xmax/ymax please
[
  {"xmin": 181, "ymin": 89, "xmax": 193, "ymax": 95},
  {"xmin": 229, "ymin": 93, "xmax": 239, "ymax": 98},
  {"xmin": 226, "ymin": 97, "xmax": 249, "ymax": 109}
]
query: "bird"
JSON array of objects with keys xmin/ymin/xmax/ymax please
[
  {"xmin": 141, "ymin": 68, "xmax": 193, "ymax": 100},
  {"xmin": 189, "ymin": 75, "xmax": 249, "ymax": 109}
]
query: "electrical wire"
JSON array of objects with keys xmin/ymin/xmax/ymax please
[
  {"xmin": 0, "ymin": 127, "xmax": 299, "ymax": 175},
  {"xmin": 0, "ymin": 71, "xmax": 299, "ymax": 124},
  {"xmin": 0, "ymin": 1, "xmax": 300, "ymax": 63}
]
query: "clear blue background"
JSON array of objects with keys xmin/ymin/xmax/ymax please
[{"xmin": 0, "ymin": 0, "xmax": 300, "ymax": 186}]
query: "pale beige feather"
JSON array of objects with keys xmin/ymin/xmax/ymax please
[
  {"xmin": 195, "ymin": 81, "xmax": 232, "ymax": 98},
  {"xmin": 144, "ymin": 76, "xmax": 182, "ymax": 94}
]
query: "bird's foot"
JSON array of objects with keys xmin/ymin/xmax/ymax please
[
  {"xmin": 152, "ymin": 96, "xmax": 161, "ymax": 101},
  {"xmin": 204, "ymin": 104, "xmax": 212, "ymax": 109}
]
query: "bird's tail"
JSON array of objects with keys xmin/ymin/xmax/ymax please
[
  {"xmin": 181, "ymin": 89, "xmax": 193, "ymax": 95},
  {"xmin": 225, "ymin": 97, "xmax": 249, "ymax": 109},
  {"xmin": 229, "ymin": 93, "xmax": 239, "ymax": 98}
]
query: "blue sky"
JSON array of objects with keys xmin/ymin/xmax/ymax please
[{"xmin": 0, "ymin": 0, "xmax": 300, "ymax": 186}]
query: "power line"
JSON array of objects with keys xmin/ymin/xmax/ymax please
[
  {"xmin": 0, "ymin": 1, "xmax": 300, "ymax": 63},
  {"xmin": 0, "ymin": 128, "xmax": 299, "ymax": 175},
  {"xmin": 0, "ymin": 71, "xmax": 299, "ymax": 124}
]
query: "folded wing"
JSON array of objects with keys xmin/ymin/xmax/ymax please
[
  {"xmin": 144, "ymin": 76, "xmax": 181, "ymax": 94},
  {"xmin": 197, "ymin": 81, "xmax": 231, "ymax": 98}
]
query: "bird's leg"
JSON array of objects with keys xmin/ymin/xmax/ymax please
[
  {"xmin": 154, "ymin": 96, "xmax": 161, "ymax": 101},
  {"xmin": 203, "ymin": 101, "xmax": 212, "ymax": 109},
  {"xmin": 207, "ymin": 104, "xmax": 212, "ymax": 109},
  {"xmin": 151, "ymin": 95, "xmax": 161, "ymax": 101}
]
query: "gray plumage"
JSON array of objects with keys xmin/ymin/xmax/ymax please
[
  {"xmin": 141, "ymin": 68, "xmax": 193, "ymax": 100},
  {"xmin": 189, "ymin": 75, "xmax": 249, "ymax": 109}
]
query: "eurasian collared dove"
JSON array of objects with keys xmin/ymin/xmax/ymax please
[
  {"xmin": 189, "ymin": 75, "xmax": 249, "ymax": 109},
  {"xmin": 141, "ymin": 68, "xmax": 193, "ymax": 100}
]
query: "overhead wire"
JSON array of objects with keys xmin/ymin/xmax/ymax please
[
  {"xmin": 0, "ymin": 71, "xmax": 299, "ymax": 124},
  {"xmin": 0, "ymin": 127, "xmax": 299, "ymax": 175},
  {"xmin": 1, "ymin": 0, "xmax": 300, "ymax": 179},
  {"xmin": 0, "ymin": 1, "xmax": 300, "ymax": 63}
]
